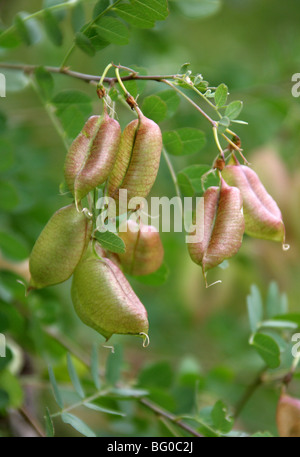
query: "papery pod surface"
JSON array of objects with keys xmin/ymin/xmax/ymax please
[
  {"xmin": 108, "ymin": 112, "xmax": 162, "ymax": 208},
  {"xmin": 29, "ymin": 204, "xmax": 92, "ymax": 289},
  {"xmin": 118, "ymin": 220, "xmax": 164, "ymax": 276},
  {"xmin": 71, "ymin": 245, "xmax": 149, "ymax": 340},
  {"xmin": 188, "ymin": 178, "xmax": 244, "ymax": 276},
  {"xmin": 64, "ymin": 112, "xmax": 121, "ymax": 205},
  {"xmin": 276, "ymin": 394, "xmax": 300, "ymax": 437},
  {"xmin": 222, "ymin": 163, "xmax": 285, "ymax": 243}
]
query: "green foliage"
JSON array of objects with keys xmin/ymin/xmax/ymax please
[
  {"xmin": 163, "ymin": 128, "xmax": 206, "ymax": 156},
  {"xmin": 94, "ymin": 17, "xmax": 129, "ymax": 46},
  {"xmin": 61, "ymin": 413, "xmax": 96, "ymax": 437},
  {"xmin": 34, "ymin": 67, "xmax": 54, "ymax": 100},
  {"xmin": 48, "ymin": 366, "xmax": 64, "ymax": 409},
  {"xmin": 75, "ymin": 32, "xmax": 96, "ymax": 56},
  {"xmin": 250, "ymin": 333, "xmax": 280, "ymax": 369},
  {"xmin": 45, "ymin": 407, "xmax": 55, "ymax": 437},
  {"xmin": 52, "ymin": 90, "xmax": 92, "ymax": 140},
  {"xmin": 142, "ymin": 95, "xmax": 167, "ymax": 123},
  {"xmin": 247, "ymin": 285, "xmax": 263, "ymax": 334},
  {"xmin": 211, "ymin": 400, "xmax": 233, "ymax": 434},
  {"xmin": 214, "ymin": 83, "xmax": 228, "ymax": 108},
  {"xmin": 0, "ymin": 0, "xmax": 299, "ymax": 439},
  {"xmin": 176, "ymin": 164, "xmax": 219, "ymax": 196},
  {"xmin": 94, "ymin": 231, "xmax": 126, "ymax": 254},
  {"xmin": 0, "ymin": 181, "xmax": 19, "ymax": 210},
  {"xmin": 225, "ymin": 101, "xmax": 243, "ymax": 120},
  {"xmin": 43, "ymin": 9, "xmax": 63, "ymax": 46},
  {"xmin": 67, "ymin": 354, "xmax": 85, "ymax": 399}
]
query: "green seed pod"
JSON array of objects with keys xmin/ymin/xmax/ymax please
[
  {"xmin": 277, "ymin": 394, "xmax": 300, "ymax": 437},
  {"xmin": 29, "ymin": 204, "xmax": 92, "ymax": 289},
  {"xmin": 222, "ymin": 163, "xmax": 286, "ymax": 244},
  {"xmin": 108, "ymin": 111, "xmax": 162, "ymax": 206},
  {"xmin": 187, "ymin": 178, "xmax": 244, "ymax": 283},
  {"xmin": 64, "ymin": 111, "xmax": 121, "ymax": 206},
  {"xmin": 118, "ymin": 220, "xmax": 164, "ymax": 276},
  {"xmin": 71, "ymin": 245, "xmax": 149, "ymax": 341}
]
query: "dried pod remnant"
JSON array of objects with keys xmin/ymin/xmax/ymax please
[
  {"xmin": 118, "ymin": 220, "xmax": 164, "ymax": 276},
  {"xmin": 29, "ymin": 204, "xmax": 92, "ymax": 289},
  {"xmin": 108, "ymin": 111, "xmax": 162, "ymax": 205},
  {"xmin": 222, "ymin": 164, "xmax": 286, "ymax": 243},
  {"xmin": 277, "ymin": 394, "xmax": 300, "ymax": 437},
  {"xmin": 71, "ymin": 246, "xmax": 149, "ymax": 341},
  {"xmin": 188, "ymin": 178, "xmax": 244, "ymax": 281},
  {"xmin": 64, "ymin": 112, "xmax": 121, "ymax": 206}
]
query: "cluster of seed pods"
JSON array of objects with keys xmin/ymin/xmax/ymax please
[
  {"xmin": 187, "ymin": 154, "xmax": 287, "ymax": 286},
  {"xmin": 28, "ymin": 104, "xmax": 163, "ymax": 344},
  {"xmin": 27, "ymin": 94, "xmax": 288, "ymax": 339}
]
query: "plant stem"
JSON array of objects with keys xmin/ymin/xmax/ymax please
[
  {"xmin": 162, "ymin": 147, "xmax": 181, "ymax": 200},
  {"xmin": 115, "ymin": 66, "xmax": 129, "ymax": 95},
  {"xmin": 190, "ymin": 84, "xmax": 222, "ymax": 118},
  {"xmin": 0, "ymin": 62, "xmax": 176, "ymax": 84},
  {"xmin": 234, "ymin": 368, "xmax": 265, "ymax": 419},
  {"xmin": 212, "ymin": 126, "xmax": 224, "ymax": 157},
  {"xmin": 30, "ymin": 77, "xmax": 69, "ymax": 151},
  {"xmin": 19, "ymin": 406, "xmax": 46, "ymax": 437},
  {"xmin": 0, "ymin": 63, "xmax": 218, "ymax": 128},
  {"xmin": 45, "ymin": 328, "xmax": 201, "ymax": 437},
  {"xmin": 50, "ymin": 389, "xmax": 110, "ymax": 418},
  {"xmin": 60, "ymin": 0, "xmax": 123, "ymax": 68},
  {"xmin": 0, "ymin": 0, "xmax": 78, "ymax": 41},
  {"xmin": 139, "ymin": 398, "xmax": 203, "ymax": 438},
  {"xmin": 162, "ymin": 79, "xmax": 217, "ymax": 128},
  {"xmin": 99, "ymin": 63, "xmax": 113, "ymax": 87}
]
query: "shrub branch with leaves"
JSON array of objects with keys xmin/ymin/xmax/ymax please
[{"xmin": 0, "ymin": 0, "xmax": 298, "ymax": 439}]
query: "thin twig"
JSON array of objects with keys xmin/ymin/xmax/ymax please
[
  {"xmin": 234, "ymin": 368, "xmax": 265, "ymax": 419},
  {"xmin": 162, "ymin": 147, "xmax": 181, "ymax": 200},
  {"xmin": 0, "ymin": 62, "xmax": 219, "ymax": 127},
  {"xmin": 139, "ymin": 398, "xmax": 203, "ymax": 438},
  {"xmin": 0, "ymin": 62, "xmax": 177, "ymax": 84},
  {"xmin": 162, "ymin": 79, "xmax": 217, "ymax": 128},
  {"xmin": 18, "ymin": 407, "xmax": 46, "ymax": 438},
  {"xmin": 44, "ymin": 328, "xmax": 201, "ymax": 437}
]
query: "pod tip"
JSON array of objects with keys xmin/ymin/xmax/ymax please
[{"xmin": 140, "ymin": 332, "xmax": 150, "ymax": 348}]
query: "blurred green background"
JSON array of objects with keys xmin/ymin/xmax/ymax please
[{"xmin": 0, "ymin": 0, "xmax": 300, "ymax": 437}]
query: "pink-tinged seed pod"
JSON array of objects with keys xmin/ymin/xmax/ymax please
[
  {"xmin": 277, "ymin": 394, "xmax": 300, "ymax": 437},
  {"xmin": 64, "ymin": 112, "xmax": 121, "ymax": 206},
  {"xmin": 108, "ymin": 111, "xmax": 162, "ymax": 205},
  {"xmin": 118, "ymin": 220, "xmax": 164, "ymax": 276},
  {"xmin": 29, "ymin": 204, "xmax": 92, "ymax": 289},
  {"xmin": 71, "ymin": 246, "xmax": 149, "ymax": 341},
  {"xmin": 222, "ymin": 163, "xmax": 286, "ymax": 244},
  {"xmin": 187, "ymin": 178, "xmax": 244, "ymax": 282}
]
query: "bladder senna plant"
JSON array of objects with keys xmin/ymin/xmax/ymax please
[
  {"xmin": 29, "ymin": 203, "xmax": 92, "ymax": 290},
  {"xmin": 71, "ymin": 244, "xmax": 149, "ymax": 341},
  {"xmin": 118, "ymin": 220, "xmax": 164, "ymax": 276}
]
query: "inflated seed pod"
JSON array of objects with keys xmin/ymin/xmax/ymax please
[
  {"xmin": 276, "ymin": 394, "xmax": 300, "ymax": 437},
  {"xmin": 118, "ymin": 220, "xmax": 164, "ymax": 276},
  {"xmin": 71, "ymin": 245, "xmax": 149, "ymax": 341},
  {"xmin": 108, "ymin": 111, "xmax": 162, "ymax": 205},
  {"xmin": 222, "ymin": 163, "xmax": 286, "ymax": 243},
  {"xmin": 29, "ymin": 204, "xmax": 92, "ymax": 290},
  {"xmin": 64, "ymin": 111, "xmax": 121, "ymax": 206},
  {"xmin": 187, "ymin": 178, "xmax": 244, "ymax": 281}
]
